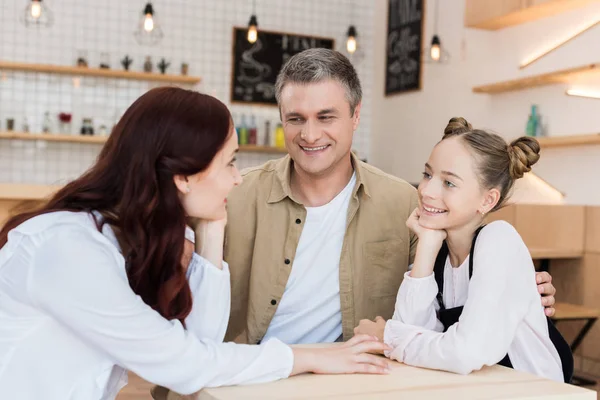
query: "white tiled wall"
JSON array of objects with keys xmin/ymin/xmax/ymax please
[{"xmin": 0, "ymin": 0, "xmax": 375, "ymax": 185}]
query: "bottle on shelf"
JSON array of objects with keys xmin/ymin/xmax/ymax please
[
  {"xmin": 264, "ymin": 120, "xmax": 271, "ymax": 147},
  {"xmin": 22, "ymin": 117, "xmax": 30, "ymax": 133},
  {"xmin": 42, "ymin": 112, "xmax": 51, "ymax": 134},
  {"xmin": 248, "ymin": 115, "xmax": 257, "ymax": 145},
  {"xmin": 275, "ymin": 123, "xmax": 285, "ymax": 148},
  {"xmin": 525, "ymin": 104, "xmax": 540, "ymax": 137},
  {"xmin": 238, "ymin": 114, "xmax": 248, "ymax": 145}
]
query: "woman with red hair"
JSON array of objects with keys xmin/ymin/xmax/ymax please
[{"xmin": 0, "ymin": 87, "xmax": 389, "ymax": 400}]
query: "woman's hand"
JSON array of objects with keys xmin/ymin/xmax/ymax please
[
  {"xmin": 290, "ymin": 335, "xmax": 392, "ymax": 376},
  {"xmin": 193, "ymin": 218, "xmax": 227, "ymax": 270},
  {"xmin": 354, "ymin": 317, "xmax": 387, "ymax": 343},
  {"xmin": 406, "ymin": 208, "xmax": 447, "ymax": 247}
]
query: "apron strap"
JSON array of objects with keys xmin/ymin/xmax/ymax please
[
  {"xmin": 434, "ymin": 242, "xmax": 449, "ymax": 311},
  {"xmin": 468, "ymin": 225, "xmax": 485, "ymax": 279},
  {"xmin": 434, "ymin": 225, "xmax": 486, "ymax": 311}
]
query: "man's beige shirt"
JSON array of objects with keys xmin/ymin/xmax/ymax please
[{"xmin": 224, "ymin": 154, "xmax": 418, "ymax": 344}]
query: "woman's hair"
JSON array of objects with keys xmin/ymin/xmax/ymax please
[
  {"xmin": 442, "ymin": 117, "xmax": 540, "ymax": 211},
  {"xmin": 0, "ymin": 87, "xmax": 232, "ymax": 324}
]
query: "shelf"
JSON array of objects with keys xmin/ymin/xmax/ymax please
[
  {"xmin": 536, "ymin": 133, "xmax": 600, "ymax": 149},
  {"xmin": 0, "ymin": 131, "xmax": 107, "ymax": 144},
  {"xmin": 465, "ymin": 0, "xmax": 597, "ymax": 30},
  {"xmin": 472, "ymin": 63, "xmax": 600, "ymax": 94},
  {"xmin": 237, "ymin": 145, "xmax": 288, "ymax": 154},
  {"xmin": 0, "ymin": 131, "xmax": 288, "ymax": 154},
  {"xmin": 0, "ymin": 60, "xmax": 201, "ymax": 84},
  {"xmin": 0, "ymin": 183, "xmax": 62, "ymax": 201},
  {"xmin": 529, "ymin": 248, "xmax": 583, "ymax": 259}
]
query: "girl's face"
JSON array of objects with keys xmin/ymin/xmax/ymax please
[{"xmin": 417, "ymin": 136, "xmax": 499, "ymax": 232}]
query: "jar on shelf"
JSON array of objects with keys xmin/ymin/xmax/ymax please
[
  {"xmin": 144, "ymin": 56, "xmax": 153, "ymax": 73},
  {"xmin": 58, "ymin": 112, "xmax": 72, "ymax": 134},
  {"xmin": 80, "ymin": 118, "xmax": 94, "ymax": 135},
  {"xmin": 99, "ymin": 52, "xmax": 110, "ymax": 69},
  {"xmin": 76, "ymin": 50, "xmax": 89, "ymax": 67}
]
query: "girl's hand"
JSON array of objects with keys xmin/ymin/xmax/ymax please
[{"xmin": 406, "ymin": 208, "xmax": 447, "ymax": 247}]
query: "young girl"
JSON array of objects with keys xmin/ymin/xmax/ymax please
[
  {"xmin": 0, "ymin": 87, "xmax": 390, "ymax": 400},
  {"xmin": 355, "ymin": 117, "xmax": 572, "ymax": 382}
]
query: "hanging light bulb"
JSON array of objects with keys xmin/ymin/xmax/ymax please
[
  {"xmin": 425, "ymin": 0, "xmax": 449, "ymax": 63},
  {"xmin": 247, "ymin": 15, "xmax": 258, "ymax": 43},
  {"xmin": 144, "ymin": 10, "xmax": 154, "ymax": 32},
  {"xmin": 247, "ymin": 0, "xmax": 258, "ymax": 43},
  {"xmin": 346, "ymin": 26, "xmax": 357, "ymax": 54},
  {"xmin": 134, "ymin": 2, "xmax": 164, "ymax": 46},
  {"xmin": 22, "ymin": 0, "xmax": 53, "ymax": 27},
  {"xmin": 31, "ymin": 1, "xmax": 41, "ymax": 18},
  {"xmin": 430, "ymin": 35, "xmax": 441, "ymax": 61}
]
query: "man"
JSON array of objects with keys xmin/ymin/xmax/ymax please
[
  {"xmin": 223, "ymin": 48, "xmax": 555, "ymax": 347},
  {"xmin": 155, "ymin": 48, "xmax": 555, "ymax": 400}
]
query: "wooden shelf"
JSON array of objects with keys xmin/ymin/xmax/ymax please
[
  {"xmin": 0, "ymin": 60, "xmax": 201, "ymax": 84},
  {"xmin": 465, "ymin": 0, "xmax": 597, "ymax": 30},
  {"xmin": 0, "ymin": 131, "xmax": 287, "ymax": 154},
  {"xmin": 237, "ymin": 145, "xmax": 288, "ymax": 154},
  {"xmin": 553, "ymin": 302, "xmax": 600, "ymax": 320},
  {"xmin": 0, "ymin": 183, "xmax": 62, "ymax": 201},
  {"xmin": 536, "ymin": 133, "xmax": 600, "ymax": 149},
  {"xmin": 529, "ymin": 248, "xmax": 583, "ymax": 259},
  {"xmin": 472, "ymin": 64, "xmax": 600, "ymax": 94},
  {"xmin": 0, "ymin": 131, "xmax": 106, "ymax": 144}
]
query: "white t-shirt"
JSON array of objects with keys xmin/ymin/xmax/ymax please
[
  {"xmin": 384, "ymin": 220, "xmax": 563, "ymax": 382},
  {"xmin": 263, "ymin": 173, "xmax": 357, "ymax": 344}
]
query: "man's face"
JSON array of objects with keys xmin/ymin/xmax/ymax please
[{"xmin": 279, "ymin": 79, "xmax": 361, "ymax": 177}]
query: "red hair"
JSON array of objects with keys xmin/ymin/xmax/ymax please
[{"xmin": 0, "ymin": 87, "xmax": 232, "ymax": 324}]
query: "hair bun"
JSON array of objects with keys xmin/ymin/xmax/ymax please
[
  {"xmin": 443, "ymin": 117, "xmax": 473, "ymax": 138},
  {"xmin": 508, "ymin": 137, "xmax": 541, "ymax": 179}
]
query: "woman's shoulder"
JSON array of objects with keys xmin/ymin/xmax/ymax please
[{"xmin": 10, "ymin": 211, "xmax": 118, "ymax": 255}]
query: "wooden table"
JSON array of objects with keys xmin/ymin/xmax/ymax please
[{"xmin": 192, "ymin": 361, "xmax": 595, "ymax": 399}]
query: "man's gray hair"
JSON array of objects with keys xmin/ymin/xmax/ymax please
[{"xmin": 275, "ymin": 48, "xmax": 362, "ymax": 116}]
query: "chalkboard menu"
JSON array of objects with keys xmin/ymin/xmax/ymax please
[
  {"xmin": 231, "ymin": 27, "xmax": 335, "ymax": 105},
  {"xmin": 385, "ymin": 0, "xmax": 425, "ymax": 95}
]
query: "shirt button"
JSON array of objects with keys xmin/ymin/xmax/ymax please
[
  {"xmin": 271, "ymin": 299, "xmax": 277, "ymax": 305},
  {"xmin": 284, "ymin": 258, "xmax": 291, "ymax": 265},
  {"xmin": 295, "ymin": 218, "xmax": 301, "ymax": 224}
]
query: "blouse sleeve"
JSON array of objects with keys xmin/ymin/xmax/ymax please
[
  {"xmin": 384, "ymin": 221, "xmax": 536, "ymax": 375},
  {"xmin": 29, "ymin": 228, "xmax": 293, "ymax": 395}
]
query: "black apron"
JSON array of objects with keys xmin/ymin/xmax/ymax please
[{"xmin": 433, "ymin": 226, "xmax": 574, "ymax": 383}]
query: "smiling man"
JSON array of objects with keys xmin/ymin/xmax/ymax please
[{"xmin": 222, "ymin": 48, "xmax": 556, "ymax": 346}]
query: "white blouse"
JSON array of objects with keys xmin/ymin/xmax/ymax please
[
  {"xmin": 384, "ymin": 221, "xmax": 563, "ymax": 382},
  {"xmin": 0, "ymin": 211, "xmax": 293, "ymax": 399}
]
